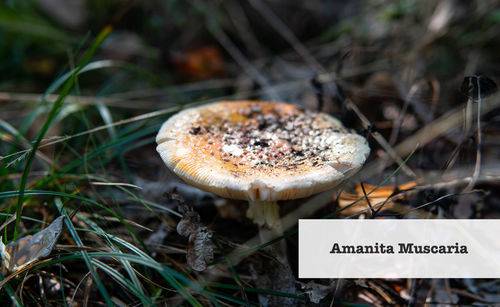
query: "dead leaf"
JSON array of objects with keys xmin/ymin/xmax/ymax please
[
  {"xmin": 176, "ymin": 205, "xmax": 200, "ymax": 237},
  {"xmin": 186, "ymin": 226, "xmax": 213, "ymax": 272},
  {"xmin": 1, "ymin": 216, "xmax": 64, "ymax": 272},
  {"xmin": 176, "ymin": 206, "xmax": 214, "ymax": 272},
  {"xmin": 298, "ymin": 280, "xmax": 335, "ymax": 304},
  {"xmin": 338, "ymin": 180, "xmax": 421, "ymax": 215}
]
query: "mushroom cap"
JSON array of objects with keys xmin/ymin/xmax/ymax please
[{"xmin": 156, "ymin": 101, "xmax": 370, "ymax": 202}]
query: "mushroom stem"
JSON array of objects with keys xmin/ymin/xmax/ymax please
[
  {"xmin": 247, "ymin": 201, "xmax": 287, "ymax": 262},
  {"xmin": 246, "ymin": 201, "xmax": 280, "ymax": 229}
]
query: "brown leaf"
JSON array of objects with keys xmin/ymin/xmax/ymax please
[
  {"xmin": 176, "ymin": 205, "xmax": 214, "ymax": 272},
  {"xmin": 176, "ymin": 205, "xmax": 200, "ymax": 237},
  {"xmin": 186, "ymin": 227, "xmax": 214, "ymax": 272},
  {"xmin": 1, "ymin": 216, "xmax": 64, "ymax": 272},
  {"xmin": 176, "ymin": 217, "xmax": 197, "ymax": 238},
  {"xmin": 338, "ymin": 180, "xmax": 421, "ymax": 215},
  {"xmin": 298, "ymin": 280, "xmax": 335, "ymax": 304}
]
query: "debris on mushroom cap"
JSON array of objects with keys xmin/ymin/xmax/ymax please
[{"xmin": 156, "ymin": 101, "xmax": 370, "ymax": 201}]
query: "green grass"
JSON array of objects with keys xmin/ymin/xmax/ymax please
[
  {"xmin": 0, "ymin": 19, "xmax": 308, "ymax": 306},
  {"xmin": 0, "ymin": 15, "xmax": 217, "ymax": 305}
]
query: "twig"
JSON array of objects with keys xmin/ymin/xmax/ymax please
[
  {"xmin": 464, "ymin": 77, "xmax": 483, "ymax": 192},
  {"xmin": 358, "ymin": 92, "xmax": 500, "ymax": 181},
  {"xmin": 347, "ymin": 173, "xmax": 499, "ymax": 219},
  {"xmin": 395, "ymin": 92, "xmax": 498, "ymax": 158},
  {"xmin": 344, "ymin": 98, "xmax": 417, "ymax": 178}
]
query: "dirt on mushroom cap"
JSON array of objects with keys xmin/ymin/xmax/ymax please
[{"xmin": 156, "ymin": 101, "xmax": 370, "ymax": 201}]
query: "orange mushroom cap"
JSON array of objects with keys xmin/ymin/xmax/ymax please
[{"xmin": 156, "ymin": 101, "xmax": 370, "ymax": 202}]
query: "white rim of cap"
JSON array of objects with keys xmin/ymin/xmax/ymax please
[{"xmin": 156, "ymin": 101, "xmax": 370, "ymax": 201}]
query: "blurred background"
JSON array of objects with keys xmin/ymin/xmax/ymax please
[
  {"xmin": 2, "ymin": 0, "xmax": 498, "ymax": 100},
  {"xmin": 1, "ymin": 0, "xmax": 500, "ymax": 306}
]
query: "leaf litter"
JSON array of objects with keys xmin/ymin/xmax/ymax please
[
  {"xmin": 1, "ymin": 216, "xmax": 64, "ymax": 273},
  {"xmin": 176, "ymin": 204, "xmax": 214, "ymax": 272}
]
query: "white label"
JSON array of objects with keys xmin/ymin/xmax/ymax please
[{"xmin": 298, "ymin": 219, "xmax": 500, "ymax": 278}]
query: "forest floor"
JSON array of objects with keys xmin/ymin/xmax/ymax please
[{"xmin": 0, "ymin": 0, "xmax": 499, "ymax": 305}]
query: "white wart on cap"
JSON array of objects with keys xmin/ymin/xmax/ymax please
[{"xmin": 156, "ymin": 101, "xmax": 370, "ymax": 202}]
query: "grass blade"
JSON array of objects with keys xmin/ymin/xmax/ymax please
[
  {"xmin": 55, "ymin": 198, "xmax": 113, "ymax": 306},
  {"xmin": 13, "ymin": 25, "xmax": 113, "ymax": 240}
]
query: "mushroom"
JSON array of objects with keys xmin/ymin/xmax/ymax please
[{"xmin": 156, "ymin": 101, "xmax": 370, "ymax": 229}]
